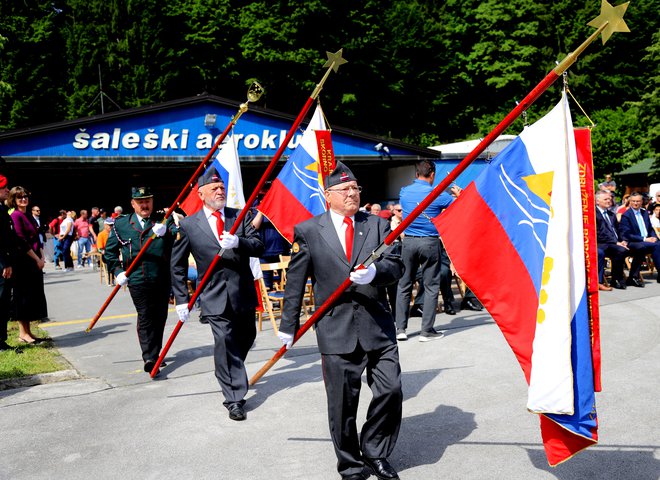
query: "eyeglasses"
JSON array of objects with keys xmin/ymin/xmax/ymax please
[
  {"xmin": 326, "ymin": 185, "xmax": 362, "ymax": 196},
  {"xmin": 32, "ymin": 209, "xmax": 40, "ymax": 213},
  {"xmin": 17, "ymin": 195, "xmax": 29, "ymax": 200},
  {"xmin": 394, "ymin": 208, "xmax": 402, "ymax": 212}
]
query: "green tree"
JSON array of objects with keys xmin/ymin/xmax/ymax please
[
  {"xmin": 0, "ymin": 1, "xmax": 68, "ymax": 128},
  {"xmin": 0, "ymin": 0, "xmax": 656, "ymax": 175}
]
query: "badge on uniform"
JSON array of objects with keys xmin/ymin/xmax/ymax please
[{"xmin": 292, "ymin": 242, "xmax": 300, "ymax": 253}]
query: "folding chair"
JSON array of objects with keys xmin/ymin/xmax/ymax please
[
  {"xmin": 258, "ymin": 261, "xmax": 290, "ymax": 332},
  {"xmin": 256, "ymin": 277, "xmax": 280, "ymax": 334}
]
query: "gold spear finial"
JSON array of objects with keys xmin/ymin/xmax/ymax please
[
  {"xmin": 554, "ymin": 0, "xmax": 631, "ymax": 75},
  {"xmin": 587, "ymin": 0, "xmax": 630, "ymax": 44},
  {"xmin": 311, "ymin": 48, "xmax": 348, "ymax": 99}
]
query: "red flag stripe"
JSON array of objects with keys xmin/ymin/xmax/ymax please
[
  {"xmin": 257, "ymin": 178, "xmax": 314, "ymax": 243},
  {"xmin": 434, "ymin": 183, "xmax": 539, "ymax": 382}
]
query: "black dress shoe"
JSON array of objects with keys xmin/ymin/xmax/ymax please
[
  {"xmin": 228, "ymin": 403, "xmax": 246, "ymax": 421},
  {"xmin": 0, "ymin": 342, "xmax": 17, "ymax": 353},
  {"xmin": 409, "ymin": 305, "xmax": 423, "ymax": 317},
  {"xmin": 363, "ymin": 458, "xmax": 399, "ymax": 480},
  {"xmin": 612, "ymin": 280, "xmax": 627, "ymax": 290},
  {"xmin": 626, "ymin": 277, "xmax": 645, "ymax": 288},
  {"xmin": 0, "ymin": 341, "xmax": 20, "ymax": 353},
  {"xmin": 443, "ymin": 304, "xmax": 456, "ymax": 315},
  {"xmin": 461, "ymin": 299, "xmax": 483, "ymax": 311},
  {"xmin": 144, "ymin": 360, "xmax": 156, "ymax": 373},
  {"xmin": 199, "ymin": 316, "xmax": 209, "ymax": 324}
]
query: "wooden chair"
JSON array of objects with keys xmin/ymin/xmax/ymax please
[
  {"xmin": 256, "ymin": 277, "xmax": 280, "ymax": 334},
  {"xmin": 450, "ymin": 263, "xmax": 467, "ymax": 298},
  {"xmin": 301, "ymin": 279, "xmax": 315, "ymax": 319},
  {"xmin": 84, "ymin": 251, "xmax": 107, "ymax": 284},
  {"xmin": 279, "ymin": 255, "xmax": 314, "ymax": 318},
  {"xmin": 257, "ymin": 261, "xmax": 290, "ymax": 332},
  {"xmin": 625, "ymin": 253, "xmax": 655, "ymax": 281}
]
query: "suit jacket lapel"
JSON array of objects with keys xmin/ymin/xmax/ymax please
[
  {"xmin": 318, "ymin": 212, "xmax": 349, "ymax": 266},
  {"xmin": 129, "ymin": 213, "xmax": 143, "ymax": 233},
  {"xmin": 224, "ymin": 208, "xmax": 237, "ymax": 233},
  {"xmin": 195, "ymin": 210, "xmax": 219, "ymax": 246}
]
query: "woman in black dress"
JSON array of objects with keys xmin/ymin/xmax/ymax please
[{"xmin": 7, "ymin": 186, "xmax": 48, "ymax": 344}]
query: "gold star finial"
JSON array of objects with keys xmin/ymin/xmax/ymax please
[
  {"xmin": 324, "ymin": 49, "xmax": 348, "ymax": 73},
  {"xmin": 587, "ymin": 0, "xmax": 630, "ymax": 44}
]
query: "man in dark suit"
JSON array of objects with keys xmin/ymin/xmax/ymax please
[
  {"xmin": 619, "ymin": 191, "xmax": 660, "ymax": 286},
  {"xmin": 170, "ymin": 169, "xmax": 263, "ymax": 421},
  {"xmin": 105, "ymin": 186, "xmax": 176, "ymax": 374},
  {"xmin": 594, "ymin": 190, "xmax": 629, "ymax": 290},
  {"xmin": 278, "ymin": 162, "xmax": 404, "ymax": 480}
]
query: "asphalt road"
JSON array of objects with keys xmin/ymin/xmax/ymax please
[{"xmin": 1, "ymin": 264, "xmax": 658, "ymax": 480}]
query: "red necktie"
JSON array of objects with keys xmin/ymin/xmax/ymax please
[
  {"xmin": 343, "ymin": 216, "xmax": 353, "ymax": 261},
  {"xmin": 212, "ymin": 211, "xmax": 224, "ymax": 238}
]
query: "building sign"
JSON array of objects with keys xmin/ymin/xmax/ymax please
[{"xmin": 0, "ymin": 100, "xmax": 419, "ymax": 161}]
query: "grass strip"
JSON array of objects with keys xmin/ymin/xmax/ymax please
[{"xmin": 0, "ymin": 321, "xmax": 69, "ymax": 380}]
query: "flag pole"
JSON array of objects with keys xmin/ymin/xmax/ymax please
[
  {"xmin": 249, "ymin": 1, "xmax": 630, "ymax": 386},
  {"xmin": 85, "ymin": 82, "xmax": 264, "ymax": 333},
  {"xmin": 150, "ymin": 49, "xmax": 348, "ymax": 377}
]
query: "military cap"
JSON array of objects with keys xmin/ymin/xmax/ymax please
[
  {"xmin": 131, "ymin": 186, "xmax": 153, "ymax": 199},
  {"xmin": 198, "ymin": 167, "xmax": 224, "ymax": 187},
  {"xmin": 324, "ymin": 161, "xmax": 357, "ymax": 189}
]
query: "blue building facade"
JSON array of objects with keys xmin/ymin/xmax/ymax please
[{"xmin": 0, "ymin": 94, "xmax": 441, "ymax": 219}]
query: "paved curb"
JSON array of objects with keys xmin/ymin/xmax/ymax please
[{"xmin": 0, "ymin": 368, "xmax": 82, "ymax": 391}]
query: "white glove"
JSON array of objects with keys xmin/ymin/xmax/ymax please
[
  {"xmin": 116, "ymin": 271, "xmax": 129, "ymax": 286},
  {"xmin": 278, "ymin": 330, "xmax": 294, "ymax": 349},
  {"xmin": 220, "ymin": 232, "xmax": 239, "ymax": 250},
  {"xmin": 151, "ymin": 223, "xmax": 167, "ymax": 237},
  {"xmin": 349, "ymin": 264, "xmax": 377, "ymax": 285},
  {"xmin": 175, "ymin": 304, "xmax": 190, "ymax": 323}
]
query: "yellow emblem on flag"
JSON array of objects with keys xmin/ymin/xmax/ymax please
[{"xmin": 522, "ymin": 171, "xmax": 554, "ymax": 207}]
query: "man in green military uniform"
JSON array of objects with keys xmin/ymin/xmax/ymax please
[{"xmin": 105, "ymin": 186, "xmax": 177, "ymax": 374}]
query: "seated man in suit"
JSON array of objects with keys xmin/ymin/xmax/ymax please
[
  {"xmin": 594, "ymin": 190, "xmax": 628, "ymax": 290},
  {"xmin": 619, "ymin": 192, "xmax": 660, "ymax": 286}
]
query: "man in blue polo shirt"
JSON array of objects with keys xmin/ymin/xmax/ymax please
[{"xmin": 395, "ymin": 159, "xmax": 460, "ymax": 342}]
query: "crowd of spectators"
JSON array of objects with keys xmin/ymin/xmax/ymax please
[{"xmin": 2, "ymin": 165, "xmax": 658, "ymax": 352}]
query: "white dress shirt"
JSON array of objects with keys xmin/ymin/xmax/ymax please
[{"xmin": 328, "ymin": 209, "xmax": 355, "ymax": 257}]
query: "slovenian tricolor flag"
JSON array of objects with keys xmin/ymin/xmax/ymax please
[
  {"xmin": 257, "ymin": 104, "xmax": 335, "ymax": 243},
  {"xmin": 179, "ymin": 134, "xmax": 263, "ymax": 299},
  {"xmin": 180, "ymin": 134, "xmax": 246, "ymax": 215},
  {"xmin": 434, "ymin": 93, "xmax": 598, "ymax": 466}
]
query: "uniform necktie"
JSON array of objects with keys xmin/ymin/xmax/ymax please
[
  {"xmin": 212, "ymin": 210, "xmax": 224, "ymax": 238},
  {"xmin": 344, "ymin": 216, "xmax": 353, "ymax": 261}
]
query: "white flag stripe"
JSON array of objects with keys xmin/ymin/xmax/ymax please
[
  {"xmin": 218, "ymin": 134, "xmax": 246, "ymax": 209},
  {"xmin": 300, "ymin": 105, "xmax": 327, "ymax": 157},
  {"xmin": 216, "ymin": 134, "xmax": 262, "ymax": 280},
  {"xmin": 526, "ymin": 95, "xmax": 579, "ymax": 414}
]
